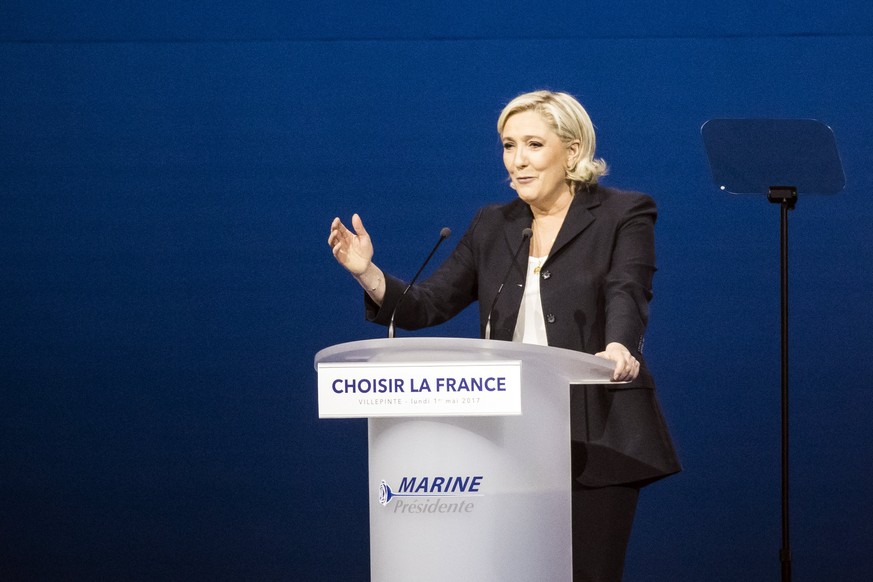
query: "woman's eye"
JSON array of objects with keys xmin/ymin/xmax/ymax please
[
  {"xmin": 503, "ymin": 143, "xmax": 514, "ymax": 150},
  {"xmin": 529, "ymin": 141, "xmax": 542, "ymax": 148}
]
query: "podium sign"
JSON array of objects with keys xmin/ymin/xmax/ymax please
[
  {"xmin": 315, "ymin": 337, "xmax": 615, "ymax": 581},
  {"xmin": 317, "ymin": 360, "xmax": 522, "ymax": 418}
]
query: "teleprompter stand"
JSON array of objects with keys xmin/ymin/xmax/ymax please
[{"xmin": 702, "ymin": 118, "xmax": 845, "ymax": 582}]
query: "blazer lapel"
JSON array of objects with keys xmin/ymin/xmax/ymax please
[
  {"xmin": 548, "ymin": 184, "xmax": 602, "ymax": 262},
  {"xmin": 502, "ymin": 200, "xmax": 534, "ymax": 271}
]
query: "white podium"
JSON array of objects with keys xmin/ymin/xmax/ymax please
[{"xmin": 314, "ymin": 337, "xmax": 615, "ymax": 582}]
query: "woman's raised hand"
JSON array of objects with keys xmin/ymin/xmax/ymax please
[
  {"xmin": 329, "ymin": 213, "xmax": 386, "ymax": 303},
  {"xmin": 328, "ymin": 213, "xmax": 374, "ymax": 276}
]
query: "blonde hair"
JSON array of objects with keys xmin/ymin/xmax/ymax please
[{"xmin": 497, "ymin": 90, "xmax": 607, "ymax": 190}]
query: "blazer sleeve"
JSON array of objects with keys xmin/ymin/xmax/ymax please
[
  {"xmin": 364, "ymin": 209, "xmax": 484, "ymax": 328},
  {"xmin": 603, "ymin": 194, "xmax": 657, "ymax": 354}
]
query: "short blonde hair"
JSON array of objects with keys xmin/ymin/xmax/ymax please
[{"xmin": 497, "ymin": 90, "xmax": 607, "ymax": 190}]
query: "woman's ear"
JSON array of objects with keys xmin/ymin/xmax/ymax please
[{"xmin": 566, "ymin": 140, "xmax": 582, "ymax": 168}]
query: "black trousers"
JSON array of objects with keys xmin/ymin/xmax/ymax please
[{"xmin": 572, "ymin": 481, "xmax": 640, "ymax": 582}]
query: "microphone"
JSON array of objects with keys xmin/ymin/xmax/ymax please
[
  {"xmin": 388, "ymin": 227, "xmax": 452, "ymax": 338},
  {"xmin": 484, "ymin": 228, "xmax": 532, "ymax": 340}
]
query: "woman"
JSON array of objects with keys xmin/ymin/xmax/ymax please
[{"xmin": 328, "ymin": 90, "xmax": 680, "ymax": 582}]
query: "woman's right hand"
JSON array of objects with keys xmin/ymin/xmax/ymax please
[
  {"xmin": 329, "ymin": 214, "xmax": 386, "ymax": 303},
  {"xmin": 328, "ymin": 213, "xmax": 374, "ymax": 276}
]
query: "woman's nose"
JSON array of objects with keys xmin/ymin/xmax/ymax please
[{"xmin": 513, "ymin": 147, "xmax": 528, "ymax": 168}]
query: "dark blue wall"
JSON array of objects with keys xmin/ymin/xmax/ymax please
[{"xmin": 3, "ymin": 2, "xmax": 873, "ymax": 580}]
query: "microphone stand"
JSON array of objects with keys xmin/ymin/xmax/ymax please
[
  {"xmin": 485, "ymin": 228, "xmax": 532, "ymax": 340},
  {"xmin": 388, "ymin": 227, "xmax": 451, "ymax": 338}
]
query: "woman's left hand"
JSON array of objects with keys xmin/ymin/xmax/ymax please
[{"xmin": 596, "ymin": 342, "xmax": 640, "ymax": 382}]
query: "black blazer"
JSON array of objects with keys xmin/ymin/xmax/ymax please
[{"xmin": 367, "ymin": 184, "xmax": 681, "ymax": 486}]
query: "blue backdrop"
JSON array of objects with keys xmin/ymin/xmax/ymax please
[{"xmin": 3, "ymin": 2, "xmax": 872, "ymax": 580}]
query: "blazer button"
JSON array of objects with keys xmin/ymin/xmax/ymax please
[
  {"xmin": 546, "ymin": 313, "xmax": 556, "ymax": 324},
  {"xmin": 541, "ymin": 270, "xmax": 551, "ymax": 280}
]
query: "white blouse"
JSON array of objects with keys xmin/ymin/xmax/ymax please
[{"xmin": 512, "ymin": 255, "xmax": 549, "ymax": 346}]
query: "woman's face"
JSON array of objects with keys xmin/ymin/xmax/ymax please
[{"xmin": 501, "ymin": 110, "xmax": 578, "ymax": 210}]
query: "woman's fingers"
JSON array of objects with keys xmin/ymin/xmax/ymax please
[
  {"xmin": 351, "ymin": 213, "xmax": 367, "ymax": 237},
  {"xmin": 615, "ymin": 356, "xmax": 639, "ymax": 382},
  {"xmin": 327, "ymin": 215, "xmax": 374, "ymax": 275},
  {"xmin": 595, "ymin": 342, "xmax": 640, "ymax": 382}
]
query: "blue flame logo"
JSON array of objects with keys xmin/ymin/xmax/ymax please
[
  {"xmin": 379, "ymin": 480, "xmax": 394, "ymax": 506},
  {"xmin": 380, "ymin": 480, "xmax": 426, "ymax": 506}
]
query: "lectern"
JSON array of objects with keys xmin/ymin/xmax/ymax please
[{"xmin": 314, "ymin": 337, "xmax": 615, "ymax": 581}]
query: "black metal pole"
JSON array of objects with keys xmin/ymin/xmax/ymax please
[
  {"xmin": 779, "ymin": 199, "xmax": 792, "ymax": 582},
  {"xmin": 768, "ymin": 186, "xmax": 795, "ymax": 582}
]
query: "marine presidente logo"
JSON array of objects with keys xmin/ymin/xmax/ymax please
[{"xmin": 379, "ymin": 475, "xmax": 484, "ymax": 514}]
